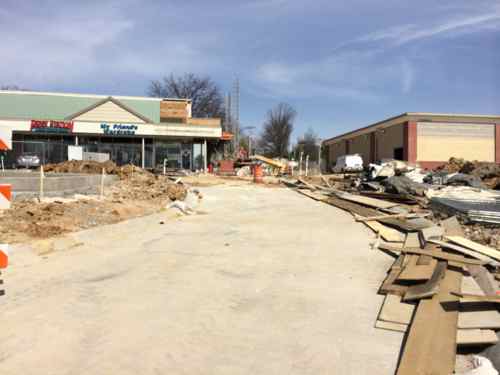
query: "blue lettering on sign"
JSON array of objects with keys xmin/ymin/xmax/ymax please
[{"xmin": 100, "ymin": 123, "xmax": 139, "ymax": 136}]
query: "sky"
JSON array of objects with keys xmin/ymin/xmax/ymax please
[{"xmin": 0, "ymin": 0, "xmax": 499, "ymax": 142}]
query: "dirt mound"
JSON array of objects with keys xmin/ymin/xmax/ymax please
[
  {"xmin": 435, "ymin": 158, "xmax": 500, "ymax": 189},
  {"xmin": 0, "ymin": 165, "xmax": 188, "ymax": 243},
  {"xmin": 44, "ymin": 160, "xmax": 119, "ymax": 174},
  {"xmin": 43, "ymin": 160, "xmax": 154, "ymax": 181},
  {"xmin": 437, "ymin": 157, "xmax": 467, "ymax": 173}
]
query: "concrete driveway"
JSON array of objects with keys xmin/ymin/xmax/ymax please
[{"xmin": 0, "ymin": 184, "xmax": 403, "ymax": 374}]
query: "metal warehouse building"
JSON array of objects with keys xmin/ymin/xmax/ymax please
[
  {"xmin": 0, "ymin": 90, "xmax": 224, "ymax": 170},
  {"xmin": 323, "ymin": 112, "xmax": 500, "ymax": 170}
]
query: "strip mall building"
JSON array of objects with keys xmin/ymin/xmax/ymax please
[
  {"xmin": 323, "ymin": 112, "xmax": 500, "ymax": 170},
  {"xmin": 0, "ymin": 90, "xmax": 225, "ymax": 170}
]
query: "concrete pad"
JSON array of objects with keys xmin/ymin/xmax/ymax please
[{"xmin": 0, "ymin": 185, "xmax": 403, "ymax": 374}]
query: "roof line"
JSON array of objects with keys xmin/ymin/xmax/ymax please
[
  {"xmin": 323, "ymin": 113, "xmax": 408, "ymax": 143},
  {"xmin": 0, "ymin": 89, "xmax": 192, "ymax": 103},
  {"xmin": 323, "ymin": 112, "xmax": 500, "ymax": 144},
  {"xmin": 65, "ymin": 96, "xmax": 154, "ymax": 123}
]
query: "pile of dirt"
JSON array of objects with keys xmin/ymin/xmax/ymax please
[
  {"xmin": 0, "ymin": 163, "xmax": 188, "ymax": 243},
  {"xmin": 108, "ymin": 173, "xmax": 187, "ymax": 202},
  {"xmin": 43, "ymin": 160, "xmax": 155, "ymax": 181},
  {"xmin": 44, "ymin": 160, "xmax": 119, "ymax": 174},
  {"xmin": 436, "ymin": 157, "xmax": 468, "ymax": 173},
  {"xmin": 436, "ymin": 158, "xmax": 500, "ymax": 189},
  {"xmin": 463, "ymin": 224, "xmax": 500, "ymax": 249}
]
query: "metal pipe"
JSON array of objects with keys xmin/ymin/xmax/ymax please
[
  {"xmin": 299, "ymin": 152, "xmax": 303, "ymax": 176},
  {"xmin": 141, "ymin": 138, "xmax": 145, "ymax": 169}
]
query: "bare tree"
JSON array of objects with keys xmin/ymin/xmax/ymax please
[
  {"xmin": 148, "ymin": 73, "xmax": 224, "ymax": 119},
  {"xmin": 294, "ymin": 127, "xmax": 320, "ymax": 161},
  {"xmin": 258, "ymin": 103, "xmax": 296, "ymax": 157}
]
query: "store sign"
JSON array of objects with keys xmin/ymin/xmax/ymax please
[
  {"xmin": 100, "ymin": 123, "xmax": 138, "ymax": 136},
  {"xmin": 31, "ymin": 120, "xmax": 74, "ymax": 133}
]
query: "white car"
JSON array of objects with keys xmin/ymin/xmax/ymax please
[{"xmin": 332, "ymin": 154, "xmax": 364, "ymax": 173}]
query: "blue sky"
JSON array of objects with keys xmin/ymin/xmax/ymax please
[{"xmin": 0, "ymin": 0, "xmax": 499, "ymax": 142}]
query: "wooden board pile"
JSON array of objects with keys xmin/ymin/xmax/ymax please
[{"xmin": 285, "ymin": 178, "xmax": 500, "ymax": 374}]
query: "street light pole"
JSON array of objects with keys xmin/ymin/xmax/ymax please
[
  {"xmin": 318, "ymin": 138, "xmax": 322, "ymax": 175},
  {"xmin": 240, "ymin": 125, "xmax": 256, "ymax": 158}
]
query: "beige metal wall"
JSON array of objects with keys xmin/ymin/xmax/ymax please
[
  {"xmin": 374, "ymin": 123, "xmax": 404, "ymax": 160},
  {"xmin": 417, "ymin": 122, "xmax": 495, "ymax": 162},
  {"xmin": 74, "ymin": 101, "xmax": 146, "ymax": 123},
  {"xmin": 327, "ymin": 123, "xmax": 404, "ymax": 167},
  {"xmin": 349, "ymin": 134, "xmax": 371, "ymax": 164},
  {"xmin": 328, "ymin": 142, "xmax": 345, "ymax": 167}
]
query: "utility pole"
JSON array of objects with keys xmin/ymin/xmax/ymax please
[{"xmin": 240, "ymin": 125, "xmax": 255, "ymax": 159}]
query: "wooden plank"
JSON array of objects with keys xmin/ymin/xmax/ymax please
[
  {"xmin": 403, "ymin": 261, "xmax": 447, "ymax": 301},
  {"xmin": 404, "ymin": 233, "xmax": 421, "ymax": 248},
  {"xmin": 399, "ymin": 254, "xmax": 418, "ymax": 273},
  {"xmin": 360, "ymin": 191, "xmax": 420, "ymax": 205},
  {"xmin": 457, "ymin": 329, "xmax": 499, "ymax": 346},
  {"xmin": 334, "ymin": 191, "xmax": 399, "ymax": 209},
  {"xmin": 326, "ymin": 197, "xmax": 379, "ymax": 216},
  {"xmin": 416, "ymin": 254, "xmax": 432, "ymax": 266},
  {"xmin": 461, "ymin": 276, "xmax": 485, "ymax": 295},
  {"xmin": 320, "ymin": 175, "xmax": 333, "ymax": 188},
  {"xmin": 378, "ymin": 294, "xmax": 415, "ymax": 324},
  {"xmin": 428, "ymin": 239, "xmax": 499, "ymax": 265},
  {"xmin": 379, "ymin": 255, "xmax": 409, "ymax": 296},
  {"xmin": 396, "ymin": 268, "xmax": 461, "ymax": 375},
  {"xmin": 382, "ymin": 325, "xmax": 500, "ymax": 345},
  {"xmin": 296, "ymin": 189, "xmax": 329, "ymax": 202},
  {"xmin": 446, "ymin": 236, "xmax": 500, "ymax": 261},
  {"xmin": 452, "ymin": 292, "xmax": 500, "ymax": 304},
  {"xmin": 355, "ymin": 213, "xmax": 411, "ymax": 222},
  {"xmin": 325, "ymin": 197, "xmax": 428, "ymax": 232},
  {"xmin": 378, "ymin": 243, "xmax": 486, "ymax": 265},
  {"xmin": 296, "ymin": 177, "xmax": 318, "ymax": 190},
  {"xmin": 375, "ymin": 320, "xmax": 407, "ymax": 333},
  {"xmin": 418, "ymin": 225, "xmax": 444, "ymax": 247},
  {"xmin": 458, "ymin": 309, "xmax": 500, "ymax": 329},
  {"xmin": 397, "ymin": 258, "xmax": 437, "ymax": 282},
  {"xmin": 378, "ymin": 216, "xmax": 435, "ymax": 232},
  {"xmin": 359, "ymin": 218, "xmax": 405, "ymax": 242},
  {"xmin": 466, "ymin": 264, "xmax": 499, "ymax": 296}
]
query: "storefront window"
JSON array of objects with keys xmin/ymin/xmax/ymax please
[
  {"xmin": 155, "ymin": 141, "xmax": 181, "ymax": 169},
  {"xmin": 5, "ymin": 133, "xmax": 204, "ymax": 171},
  {"xmin": 7, "ymin": 133, "xmax": 73, "ymax": 166}
]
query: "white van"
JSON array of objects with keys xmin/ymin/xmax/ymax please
[{"xmin": 332, "ymin": 154, "xmax": 364, "ymax": 173}]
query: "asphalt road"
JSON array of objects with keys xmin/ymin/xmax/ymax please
[{"xmin": 0, "ymin": 184, "xmax": 403, "ymax": 374}]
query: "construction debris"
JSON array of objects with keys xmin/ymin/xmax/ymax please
[
  {"xmin": 284, "ymin": 175, "xmax": 500, "ymax": 374},
  {"xmin": 323, "ymin": 155, "xmax": 500, "ymax": 245}
]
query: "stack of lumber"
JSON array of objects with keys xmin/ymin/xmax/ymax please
[{"xmin": 287, "ymin": 178, "xmax": 500, "ymax": 374}]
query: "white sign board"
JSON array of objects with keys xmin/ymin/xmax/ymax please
[{"xmin": 68, "ymin": 145, "xmax": 83, "ymax": 161}]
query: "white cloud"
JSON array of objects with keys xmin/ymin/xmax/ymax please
[
  {"xmin": 253, "ymin": 49, "xmax": 399, "ymax": 100},
  {"xmin": 254, "ymin": 3, "xmax": 500, "ymax": 100},
  {"xmin": 356, "ymin": 7, "xmax": 500, "ymax": 46},
  {"xmin": 0, "ymin": 0, "xmax": 218, "ymax": 89}
]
